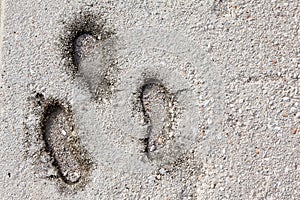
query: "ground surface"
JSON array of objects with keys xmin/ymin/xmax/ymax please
[{"xmin": 1, "ymin": 0, "xmax": 300, "ymax": 199}]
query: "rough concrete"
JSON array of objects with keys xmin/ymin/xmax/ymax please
[{"xmin": 1, "ymin": 0, "xmax": 300, "ymax": 199}]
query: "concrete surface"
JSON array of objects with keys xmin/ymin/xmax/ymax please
[{"xmin": 1, "ymin": 0, "xmax": 300, "ymax": 199}]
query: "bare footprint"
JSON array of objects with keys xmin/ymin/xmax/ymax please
[
  {"xmin": 59, "ymin": 13, "xmax": 117, "ymax": 102},
  {"xmin": 140, "ymin": 79, "xmax": 176, "ymax": 161},
  {"xmin": 37, "ymin": 95, "xmax": 92, "ymax": 187},
  {"xmin": 137, "ymin": 79, "xmax": 203, "ymax": 197}
]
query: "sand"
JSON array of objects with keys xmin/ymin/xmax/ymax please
[{"xmin": 1, "ymin": 0, "xmax": 300, "ymax": 199}]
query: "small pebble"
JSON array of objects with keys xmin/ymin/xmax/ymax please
[
  {"xmin": 283, "ymin": 97, "xmax": 290, "ymax": 101},
  {"xmin": 203, "ymin": 100, "xmax": 210, "ymax": 107},
  {"xmin": 150, "ymin": 145, "xmax": 156, "ymax": 152},
  {"xmin": 61, "ymin": 130, "xmax": 66, "ymax": 136},
  {"xmin": 197, "ymin": 175, "xmax": 202, "ymax": 181},
  {"xmin": 159, "ymin": 168, "xmax": 166, "ymax": 175},
  {"xmin": 156, "ymin": 175, "xmax": 161, "ymax": 180},
  {"xmin": 274, "ymin": 126, "xmax": 281, "ymax": 131},
  {"xmin": 255, "ymin": 148, "xmax": 260, "ymax": 154},
  {"xmin": 157, "ymin": 136, "xmax": 163, "ymax": 145}
]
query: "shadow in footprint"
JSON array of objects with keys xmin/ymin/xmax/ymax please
[
  {"xmin": 73, "ymin": 33, "xmax": 98, "ymax": 68},
  {"xmin": 139, "ymin": 79, "xmax": 177, "ymax": 162},
  {"xmin": 38, "ymin": 94, "xmax": 92, "ymax": 188}
]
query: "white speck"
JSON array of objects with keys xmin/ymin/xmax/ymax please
[
  {"xmin": 207, "ymin": 118, "xmax": 212, "ymax": 125},
  {"xmin": 203, "ymin": 100, "xmax": 210, "ymax": 107},
  {"xmin": 169, "ymin": 131, "xmax": 174, "ymax": 138},
  {"xmin": 285, "ymin": 167, "xmax": 289, "ymax": 173},
  {"xmin": 159, "ymin": 168, "xmax": 166, "ymax": 175},
  {"xmin": 160, "ymin": 61, "xmax": 166, "ymax": 66},
  {"xmin": 150, "ymin": 145, "xmax": 156, "ymax": 152},
  {"xmin": 274, "ymin": 126, "xmax": 281, "ymax": 131},
  {"xmin": 283, "ymin": 97, "xmax": 290, "ymax": 101},
  {"xmin": 62, "ymin": 130, "xmax": 66, "ymax": 135},
  {"xmin": 276, "ymin": 139, "xmax": 281, "ymax": 144},
  {"xmin": 222, "ymin": 148, "xmax": 226, "ymax": 154}
]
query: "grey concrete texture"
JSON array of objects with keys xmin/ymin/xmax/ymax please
[{"xmin": 1, "ymin": 0, "xmax": 300, "ymax": 199}]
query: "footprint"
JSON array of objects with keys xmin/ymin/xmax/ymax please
[
  {"xmin": 38, "ymin": 95, "xmax": 92, "ymax": 186},
  {"xmin": 138, "ymin": 79, "xmax": 202, "ymax": 198},
  {"xmin": 139, "ymin": 79, "xmax": 176, "ymax": 161},
  {"xmin": 59, "ymin": 13, "xmax": 117, "ymax": 102}
]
